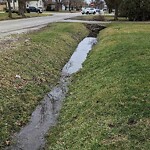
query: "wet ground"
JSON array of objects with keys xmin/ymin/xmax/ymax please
[
  {"xmin": 8, "ymin": 37, "xmax": 97, "ymax": 150},
  {"xmin": 62, "ymin": 37, "xmax": 97, "ymax": 74}
]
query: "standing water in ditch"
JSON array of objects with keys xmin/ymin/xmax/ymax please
[{"xmin": 9, "ymin": 37, "xmax": 97, "ymax": 150}]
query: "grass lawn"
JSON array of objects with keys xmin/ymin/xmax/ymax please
[
  {"xmin": 0, "ymin": 12, "xmax": 51, "ymax": 21},
  {"xmin": 0, "ymin": 23, "xmax": 89, "ymax": 148},
  {"xmin": 70, "ymin": 14, "xmax": 128, "ymax": 21},
  {"xmin": 46, "ymin": 23, "xmax": 150, "ymax": 149}
]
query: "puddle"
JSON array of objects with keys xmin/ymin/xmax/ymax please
[{"xmin": 9, "ymin": 37, "xmax": 97, "ymax": 150}]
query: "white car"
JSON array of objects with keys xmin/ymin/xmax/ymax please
[{"xmin": 81, "ymin": 8, "xmax": 96, "ymax": 14}]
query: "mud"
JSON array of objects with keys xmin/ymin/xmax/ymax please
[
  {"xmin": 85, "ymin": 24, "xmax": 106, "ymax": 37},
  {"xmin": 8, "ymin": 37, "xmax": 97, "ymax": 150}
]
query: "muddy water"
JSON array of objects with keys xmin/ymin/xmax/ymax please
[
  {"xmin": 62, "ymin": 37, "xmax": 97, "ymax": 75},
  {"xmin": 9, "ymin": 37, "xmax": 97, "ymax": 150}
]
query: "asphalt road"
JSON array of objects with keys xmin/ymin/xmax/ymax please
[{"xmin": 0, "ymin": 12, "xmax": 81, "ymax": 38}]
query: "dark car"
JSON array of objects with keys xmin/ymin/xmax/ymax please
[{"xmin": 26, "ymin": 6, "xmax": 43, "ymax": 13}]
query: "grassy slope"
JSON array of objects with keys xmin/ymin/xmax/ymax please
[
  {"xmin": 0, "ymin": 23, "xmax": 89, "ymax": 148},
  {"xmin": 70, "ymin": 15, "xmax": 128, "ymax": 21},
  {"xmin": 47, "ymin": 23, "xmax": 150, "ymax": 149}
]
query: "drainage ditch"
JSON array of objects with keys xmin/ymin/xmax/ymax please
[{"xmin": 8, "ymin": 24, "xmax": 105, "ymax": 150}]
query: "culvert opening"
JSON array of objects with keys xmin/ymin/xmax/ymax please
[{"xmin": 85, "ymin": 24, "xmax": 106, "ymax": 37}]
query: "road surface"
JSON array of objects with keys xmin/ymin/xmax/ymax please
[{"xmin": 0, "ymin": 12, "xmax": 81, "ymax": 38}]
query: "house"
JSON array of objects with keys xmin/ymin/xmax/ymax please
[
  {"xmin": 26, "ymin": 0, "xmax": 44, "ymax": 8},
  {"xmin": 0, "ymin": 0, "xmax": 6, "ymax": 11},
  {"xmin": 46, "ymin": 0, "xmax": 57, "ymax": 11},
  {"xmin": 46, "ymin": 0, "xmax": 83, "ymax": 11},
  {"xmin": 6, "ymin": 0, "xmax": 44, "ymax": 10}
]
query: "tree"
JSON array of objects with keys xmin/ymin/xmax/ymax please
[
  {"xmin": 43, "ymin": 0, "xmax": 49, "ymax": 8},
  {"xmin": 119, "ymin": 0, "xmax": 150, "ymax": 21},
  {"xmin": 19, "ymin": 0, "xmax": 26, "ymax": 17},
  {"xmin": 94, "ymin": 0, "xmax": 105, "ymax": 9},
  {"xmin": 55, "ymin": 0, "xmax": 62, "ymax": 11},
  {"xmin": 105, "ymin": 0, "xmax": 113, "ymax": 13},
  {"xmin": 114, "ymin": 0, "xmax": 122, "ymax": 20},
  {"xmin": 61, "ymin": 0, "xmax": 83, "ymax": 11},
  {"xmin": 105, "ymin": 0, "xmax": 122, "ymax": 20},
  {"xmin": 7, "ymin": 0, "xmax": 12, "ymax": 18},
  {"xmin": 71, "ymin": 0, "xmax": 84, "ymax": 11},
  {"xmin": 105, "ymin": 0, "xmax": 150, "ymax": 21}
]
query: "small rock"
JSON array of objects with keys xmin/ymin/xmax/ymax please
[
  {"xmin": 5, "ymin": 140, "xmax": 11, "ymax": 146},
  {"xmin": 25, "ymin": 39, "xmax": 29, "ymax": 43},
  {"xmin": 15, "ymin": 75, "xmax": 21, "ymax": 79}
]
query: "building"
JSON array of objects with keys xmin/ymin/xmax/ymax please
[
  {"xmin": 46, "ymin": 0, "xmax": 56, "ymax": 11},
  {"xmin": 6, "ymin": 0, "xmax": 44, "ymax": 10},
  {"xmin": 0, "ymin": 0, "xmax": 6, "ymax": 11},
  {"xmin": 26, "ymin": 0, "xmax": 44, "ymax": 8}
]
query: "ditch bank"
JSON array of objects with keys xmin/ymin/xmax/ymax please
[
  {"xmin": 85, "ymin": 24, "xmax": 106, "ymax": 37},
  {"xmin": 8, "ymin": 24, "xmax": 105, "ymax": 150}
]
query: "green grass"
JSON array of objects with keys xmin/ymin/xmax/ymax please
[
  {"xmin": 0, "ymin": 12, "xmax": 51, "ymax": 21},
  {"xmin": 70, "ymin": 15, "xmax": 104, "ymax": 21},
  {"xmin": 0, "ymin": 23, "xmax": 89, "ymax": 148},
  {"xmin": 104, "ymin": 15, "xmax": 128, "ymax": 21},
  {"xmin": 46, "ymin": 23, "xmax": 150, "ymax": 149},
  {"xmin": 70, "ymin": 15, "xmax": 128, "ymax": 21}
]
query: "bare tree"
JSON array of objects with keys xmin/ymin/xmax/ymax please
[
  {"xmin": 62, "ymin": 0, "xmax": 84, "ymax": 11},
  {"xmin": 94, "ymin": 0, "xmax": 105, "ymax": 9},
  {"xmin": 7, "ymin": 0, "xmax": 12, "ymax": 18},
  {"xmin": 73, "ymin": 0, "xmax": 85, "ymax": 11},
  {"xmin": 43, "ymin": 0, "xmax": 49, "ymax": 8},
  {"xmin": 18, "ymin": 0, "xmax": 26, "ymax": 17},
  {"xmin": 105, "ymin": 0, "xmax": 122, "ymax": 20},
  {"xmin": 55, "ymin": 0, "xmax": 62, "ymax": 11}
]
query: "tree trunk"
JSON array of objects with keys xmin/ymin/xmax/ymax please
[
  {"xmin": 55, "ymin": 2, "xmax": 60, "ymax": 11},
  {"xmin": 18, "ymin": 0, "xmax": 26, "ymax": 17},
  {"xmin": 108, "ymin": 8, "xmax": 112, "ymax": 13},
  {"xmin": 7, "ymin": 0, "xmax": 12, "ymax": 18},
  {"xmin": 55, "ymin": 0, "xmax": 62, "ymax": 11},
  {"xmin": 13, "ymin": 0, "xmax": 15, "ymax": 9},
  {"xmin": 69, "ymin": 2, "xmax": 71, "ymax": 11},
  {"xmin": 114, "ymin": 4, "xmax": 118, "ymax": 20}
]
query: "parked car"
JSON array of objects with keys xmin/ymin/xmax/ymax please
[
  {"xmin": 26, "ymin": 6, "xmax": 43, "ymax": 13},
  {"xmin": 95, "ymin": 9, "xmax": 105, "ymax": 15},
  {"xmin": 96, "ymin": 9, "xmax": 100, "ymax": 13},
  {"xmin": 81, "ymin": 8, "xmax": 96, "ymax": 14}
]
